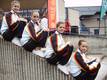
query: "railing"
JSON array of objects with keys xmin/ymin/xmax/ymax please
[
  {"xmin": 65, "ymin": 26, "xmax": 107, "ymax": 37},
  {"xmin": 0, "ymin": 38, "xmax": 73, "ymax": 80}
]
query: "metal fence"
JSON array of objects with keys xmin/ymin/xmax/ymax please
[
  {"xmin": 65, "ymin": 26, "xmax": 107, "ymax": 37},
  {"xmin": 0, "ymin": 38, "xmax": 73, "ymax": 80}
]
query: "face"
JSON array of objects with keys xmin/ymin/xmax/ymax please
[
  {"xmin": 57, "ymin": 23, "xmax": 65, "ymax": 33},
  {"xmin": 31, "ymin": 12, "xmax": 39, "ymax": 23},
  {"xmin": 79, "ymin": 41, "xmax": 88, "ymax": 53},
  {"xmin": 11, "ymin": 2, "xmax": 20, "ymax": 13}
]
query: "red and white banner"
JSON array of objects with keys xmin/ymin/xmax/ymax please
[{"xmin": 48, "ymin": 0, "xmax": 56, "ymax": 29}]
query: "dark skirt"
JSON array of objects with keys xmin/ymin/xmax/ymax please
[
  {"xmin": 23, "ymin": 38, "xmax": 39, "ymax": 52},
  {"xmin": 74, "ymin": 63, "xmax": 101, "ymax": 80},
  {"xmin": 2, "ymin": 21, "xmax": 26, "ymax": 41}
]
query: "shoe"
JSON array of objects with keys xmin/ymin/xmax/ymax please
[
  {"xmin": 57, "ymin": 64, "xmax": 70, "ymax": 75},
  {"xmin": 12, "ymin": 37, "xmax": 22, "ymax": 46},
  {"xmin": 0, "ymin": 35, "xmax": 3, "ymax": 39},
  {"xmin": 32, "ymin": 50, "xmax": 45, "ymax": 58}
]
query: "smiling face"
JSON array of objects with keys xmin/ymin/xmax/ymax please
[
  {"xmin": 78, "ymin": 40, "xmax": 88, "ymax": 53},
  {"xmin": 31, "ymin": 11, "xmax": 39, "ymax": 23},
  {"xmin": 11, "ymin": 1, "xmax": 20, "ymax": 13},
  {"xmin": 57, "ymin": 22, "xmax": 65, "ymax": 33}
]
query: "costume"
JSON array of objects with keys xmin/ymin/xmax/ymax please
[
  {"xmin": 69, "ymin": 49, "xmax": 101, "ymax": 80},
  {"xmin": 45, "ymin": 31, "xmax": 73, "ymax": 65},
  {"xmin": 40, "ymin": 17, "xmax": 48, "ymax": 30},
  {"xmin": 0, "ymin": 10, "xmax": 27, "ymax": 41},
  {"xmin": 21, "ymin": 20, "xmax": 48, "ymax": 52}
]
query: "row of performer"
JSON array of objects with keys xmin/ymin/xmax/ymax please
[{"xmin": 0, "ymin": 0, "xmax": 101, "ymax": 80}]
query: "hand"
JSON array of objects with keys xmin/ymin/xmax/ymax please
[
  {"xmin": 96, "ymin": 58, "xmax": 101, "ymax": 63},
  {"xmin": 44, "ymin": 28, "xmax": 49, "ymax": 31},
  {"xmin": 66, "ymin": 41, "xmax": 70, "ymax": 45},
  {"xmin": 19, "ymin": 18, "xmax": 27, "ymax": 22}
]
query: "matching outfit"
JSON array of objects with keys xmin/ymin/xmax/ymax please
[
  {"xmin": 0, "ymin": 10, "xmax": 27, "ymax": 41},
  {"xmin": 45, "ymin": 31, "xmax": 73, "ymax": 65},
  {"xmin": 21, "ymin": 20, "xmax": 48, "ymax": 52},
  {"xmin": 40, "ymin": 17, "xmax": 48, "ymax": 31},
  {"xmin": 69, "ymin": 49, "xmax": 100, "ymax": 80},
  {"xmin": 0, "ymin": 10, "xmax": 101, "ymax": 79}
]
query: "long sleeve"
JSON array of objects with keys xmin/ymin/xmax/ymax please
[
  {"xmin": 44, "ymin": 37, "xmax": 54, "ymax": 58},
  {"xmin": 1, "ymin": 16, "xmax": 8, "ymax": 34},
  {"xmin": 40, "ymin": 18, "xmax": 48, "ymax": 31},
  {"xmin": 74, "ymin": 52, "xmax": 100, "ymax": 73},
  {"xmin": 50, "ymin": 31, "xmax": 73, "ymax": 65}
]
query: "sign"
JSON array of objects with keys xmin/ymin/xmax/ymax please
[{"xmin": 48, "ymin": 0, "xmax": 56, "ymax": 29}]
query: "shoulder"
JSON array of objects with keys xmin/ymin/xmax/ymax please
[{"xmin": 5, "ymin": 12, "xmax": 12, "ymax": 16}]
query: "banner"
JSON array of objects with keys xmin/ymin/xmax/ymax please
[
  {"xmin": 100, "ymin": 0, "xmax": 107, "ymax": 20},
  {"xmin": 48, "ymin": 0, "xmax": 56, "ymax": 29}
]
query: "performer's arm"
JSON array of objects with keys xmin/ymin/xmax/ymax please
[
  {"xmin": 1, "ymin": 16, "xmax": 8, "ymax": 34},
  {"xmin": 74, "ymin": 52, "xmax": 98, "ymax": 73}
]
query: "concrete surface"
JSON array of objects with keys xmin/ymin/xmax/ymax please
[{"xmin": 95, "ymin": 56, "xmax": 107, "ymax": 80}]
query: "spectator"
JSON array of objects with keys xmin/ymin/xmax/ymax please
[
  {"xmin": 0, "ymin": 0, "xmax": 27, "ymax": 46},
  {"xmin": 21, "ymin": 10, "xmax": 48, "ymax": 52},
  {"xmin": 44, "ymin": 22, "xmax": 73, "ymax": 65},
  {"xmin": 40, "ymin": 10, "xmax": 49, "ymax": 31}
]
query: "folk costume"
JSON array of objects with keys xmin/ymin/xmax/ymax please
[
  {"xmin": 1, "ymin": 10, "xmax": 27, "ymax": 41},
  {"xmin": 21, "ymin": 20, "xmax": 48, "ymax": 52},
  {"xmin": 69, "ymin": 49, "xmax": 101, "ymax": 80},
  {"xmin": 45, "ymin": 31, "xmax": 73, "ymax": 65}
]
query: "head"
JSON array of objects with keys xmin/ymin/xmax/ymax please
[
  {"xmin": 11, "ymin": 0, "xmax": 20, "ymax": 13},
  {"xmin": 56, "ymin": 22, "xmax": 65, "ymax": 33},
  {"xmin": 31, "ymin": 11, "xmax": 39, "ymax": 23},
  {"xmin": 43, "ymin": 10, "xmax": 48, "ymax": 18},
  {"xmin": 78, "ymin": 40, "xmax": 88, "ymax": 53}
]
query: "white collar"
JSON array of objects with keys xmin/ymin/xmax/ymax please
[
  {"xmin": 10, "ymin": 10, "xmax": 15, "ymax": 14},
  {"xmin": 77, "ymin": 49, "xmax": 86, "ymax": 55}
]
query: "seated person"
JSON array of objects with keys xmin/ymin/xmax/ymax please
[
  {"xmin": 44, "ymin": 22, "xmax": 73, "ymax": 65},
  {"xmin": 58, "ymin": 40, "xmax": 101, "ymax": 80},
  {"xmin": 40, "ymin": 9, "xmax": 49, "ymax": 31},
  {"xmin": 21, "ymin": 11, "xmax": 48, "ymax": 52},
  {"xmin": 0, "ymin": 0, "xmax": 27, "ymax": 46}
]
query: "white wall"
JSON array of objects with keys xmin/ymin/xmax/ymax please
[
  {"xmin": 56, "ymin": 0, "xmax": 65, "ymax": 22},
  {"xmin": 68, "ymin": 9, "xmax": 80, "ymax": 27}
]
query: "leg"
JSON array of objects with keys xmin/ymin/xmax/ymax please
[{"xmin": 2, "ymin": 29, "xmax": 15, "ymax": 41}]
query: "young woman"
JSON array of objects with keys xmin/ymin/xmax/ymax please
[
  {"xmin": 21, "ymin": 11, "xmax": 48, "ymax": 52},
  {"xmin": 44, "ymin": 22, "xmax": 73, "ymax": 65},
  {"xmin": 69, "ymin": 40, "xmax": 101, "ymax": 80},
  {"xmin": 1, "ymin": 0, "xmax": 27, "ymax": 42}
]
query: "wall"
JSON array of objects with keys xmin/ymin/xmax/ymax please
[
  {"xmin": 63, "ymin": 35, "xmax": 107, "ymax": 55},
  {"xmin": 68, "ymin": 9, "xmax": 80, "ymax": 27},
  {"xmin": 0, "ymin": 34, "xmax": 107, "ymax": 80},
  {"xmin": 81, "ymin": 14, "xmax": 107, "ymax": 35},
  {"xmin": 56, "ymin": 0, "xmax": 65, "ymax": 22},
  {"xmin": 0, "ymin": 38, "xmax": 73, "ymax": 80}
]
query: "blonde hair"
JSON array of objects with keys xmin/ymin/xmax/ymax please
[
  {"xmin": 31, "ymin": 10, "xmax": 39, "ymax": 17},
  {"xmin": 11, "ymin": 0, "xmax": 20, "ymax": 6}
]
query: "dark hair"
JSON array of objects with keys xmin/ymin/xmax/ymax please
[
  {"xmin": 78, "ymin": 40, "xmax": 86, "ymax": 46},
  {"xmin": 56, "ymin": 22, "xmax": 64, "ymax": 28}
]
